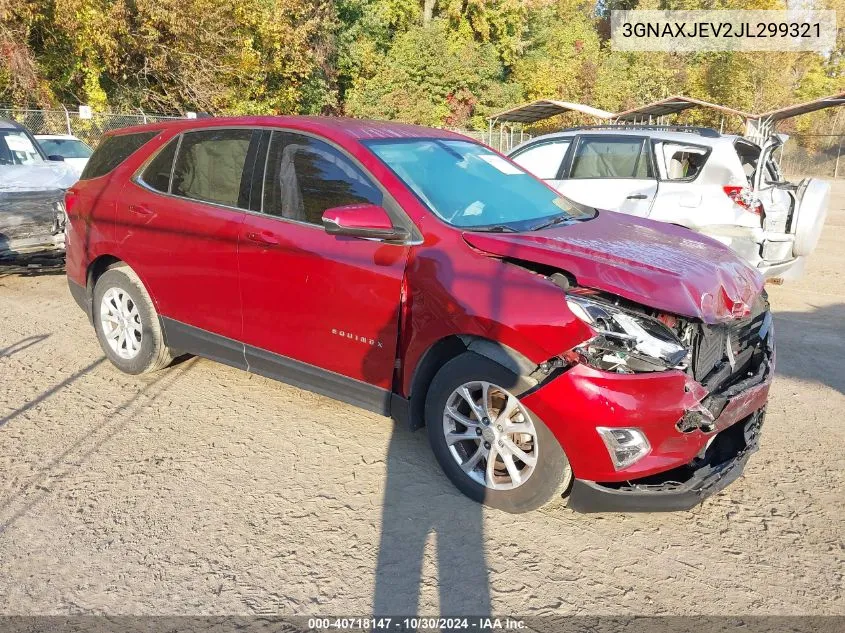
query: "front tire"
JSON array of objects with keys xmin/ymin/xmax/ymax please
[
  {"xmin": 425, "ymin": 352, "xmax": 572, "ymax": 513},
  {"xmin": 92, "ymin": 265, "xmax": 173, "ymax": 374}
]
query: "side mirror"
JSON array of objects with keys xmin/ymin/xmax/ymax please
[
  {"xmin": 47, "ymin": 154, "xmax": 65, "ymax": 162},
  {"xmin": 322, "ymin": 204, "xmax": 410, "ymax": 242}
]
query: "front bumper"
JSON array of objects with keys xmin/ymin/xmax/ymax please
[
  {"xmin": 521, "ymin": 333, "xmax": 773, "ymax": 512},
  {"xmin": 568, "ymin": 409, "xmax": 764, "ymax": 512}
]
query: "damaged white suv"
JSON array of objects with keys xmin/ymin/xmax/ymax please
[{"xmin": 509, "ymin": 126, "xmax": 830, "ymax": 280}]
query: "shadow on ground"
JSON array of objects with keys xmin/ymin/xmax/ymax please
[
  {"xmin": 773, "ymin": 303, "xmax": 845, "ymax": 395},
  {"xmin": 0, "ymin": 334, "xmax": 51, "ymax": 359},
  {"xmin": 0, "ymin": 261, "xmax": 65, "ymax": 279},
  {"xmin": 374, "ymin": 423, "xmax": 492, "ymax": 616}
]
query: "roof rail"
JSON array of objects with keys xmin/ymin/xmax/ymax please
[{"xmin": 560, "ymin": 124, "xmax": 721, "ymax": 138}]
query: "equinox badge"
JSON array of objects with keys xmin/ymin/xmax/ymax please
[{"xmin": 332, "ymin": 328, "xmax": 384, "ymax": 348}]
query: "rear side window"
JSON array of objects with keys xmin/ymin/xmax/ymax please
[
  {"xmin": 171, "ymin": 129, "xmax": 253, "ymax": 208},
  {"xmin": 80, "ymin": 131, "xmax": 159, "ymax": 180},
  {"xmin": 734, "ymin": 141, "xmax": 760, "ymax": 183},
  {"xmin": 570, "ymin": 137, "xmax": 652, "ymax": 179},
  {"xmin": 655, "ymin": 142, "xmax": 709, "ymax": 181},
  {"xmin": 262, "ymin": 131, "xmax": 382, "ymax": 225},
  {"xmin": 511, "ymin": 141, "xmax": 570, "ymax": 179},
  {"xmin": 140, "ymin": 138, "xmax": 179, "ymax": 193}
]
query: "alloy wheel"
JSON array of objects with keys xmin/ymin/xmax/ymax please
[
  {"xmin": 442, "ymin": 381, "xmax": 538, "ymax": 490},
  {"xmin": 100, "ymin": 287, "xmax": 143, "ymax": 360}
]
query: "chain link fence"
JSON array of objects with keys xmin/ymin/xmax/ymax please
[
  {"xmin": 0, "ymin": 107, "xmax": 184, "ymax": 148},
  {"xmin": 2, "ymin": 106, "xmax": 841, "ymax": 178},
  {"xmin": 779, "ymin": 134, "xmax": 845, "ymax": 180},
  {"xmin": 454, "ymin": 128, "xmax": 531, "ymax": 153}
]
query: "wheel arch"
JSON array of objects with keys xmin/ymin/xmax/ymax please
[
  {"xmin": 86, "ymin": 254, "xmax": 124, "ymax": 295},
  {"xmin": 405, "ymin": 334, "xmax": 540, "ymax": 430}
]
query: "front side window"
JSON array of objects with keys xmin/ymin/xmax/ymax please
[
  {"xmin": 81, "ymin": 131, "xmax": 159, "ymax": 180},
  {"xmin": 38, "ymin": 138, "xmax": 93, "ymax": 159},
  {"xmin": 511, "ymin": 140, "xmax": 570, "ymax": 179},
  {"xmin": 171, "ymin": 129, "xmax": 253, "ymax": 208},
  {"xmin": 0, "ymin": 130, "xmax": 44, "ymax": 165},
  {"xmin": 365, "ymin": 138, "xmax": 595, "ymax": 230},
  {"xmin": 570, "ymin": 137, "xmax": 653, "ymax": 179},
  {"xmin": 262, "ymin": 131, "xmax": 382, "ymax": 225}
]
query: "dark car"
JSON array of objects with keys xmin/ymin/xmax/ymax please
[{"xmin": 64, "ymin": 116, "xmax": 774, "ymax": 513}]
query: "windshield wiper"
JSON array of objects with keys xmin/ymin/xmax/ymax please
[
  {"xmin": 528, "ymin": 214, "xmax": 570, "ymax": 231},
  {"xmin": 481, "ymin": 224, "xmax": 518, "ymax": 233}
]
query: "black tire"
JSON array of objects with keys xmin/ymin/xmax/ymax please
[
  {"xmin": 425, "ymin": 352, "xmax": 572, "ymax": 513},
  {"xmin": 92, "ymin": 265, "xmax": 173, "ymax": 375}
]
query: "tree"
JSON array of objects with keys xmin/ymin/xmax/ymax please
[{"xmin": 345, "ymin": 18, "xmax": 518, "ymax": 128}]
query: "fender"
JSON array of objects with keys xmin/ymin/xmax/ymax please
[{"xmin": 399, "ymin": 238, "xmax": 594, "ymax": 396}]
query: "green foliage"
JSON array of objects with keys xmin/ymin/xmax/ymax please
[
  {"xmin": 0, "ymin": 0, "xmax": 842, "ymax": 136},
  {"xmin": 345, "ymin": 18, "xmax": 517, "ymax": 128}
]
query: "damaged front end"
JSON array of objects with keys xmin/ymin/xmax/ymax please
[
  {"xmin": 568, "ymin": 408, "xmax": 766, "ymax": 512},
  {"xmin": 559, "ymin": 286, "xmax": 774, "ymax": 436},
  {"xmin": 676, "ymin": 291, "xmax": 774, "ymax": 434},
  {"xmin": 518, "ymin": 274, "xmax": 774, "ymax": 512}
]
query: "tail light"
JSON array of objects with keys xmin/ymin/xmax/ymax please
[
  {"xmin": 723, "ymin": 185, "xmax": 762, "ymax": 215},
  {"xmin": 64, "ymin": 188, "xmax": 79, "ymax": 217}
]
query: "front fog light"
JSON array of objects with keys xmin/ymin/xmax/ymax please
[{"xmin": 597, "ymin": 427, "xmax": 651, "ymax": 470}]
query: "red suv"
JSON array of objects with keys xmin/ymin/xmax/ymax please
[{"xmin": 65, "ymin": 117, "xmax": 774, "ymax": 513}]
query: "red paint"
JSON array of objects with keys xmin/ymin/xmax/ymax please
[
  {"xmin": 67, "ymin": 116, "xmax": 773, "ymax": 484},
  {"xmin": 238, "ymin": 213, "xmax": 407, "ymax": 389},
  {"xmin": 323, "ymin": 204, "xmax": 394, "ymax": 231},
  {"xmin": 462, "ymin": 210, "xmax": 764, "ymax": 325}
]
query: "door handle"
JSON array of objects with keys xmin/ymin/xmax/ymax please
[
  {"xmin": 245, "ymin": 231, "xmax": 280, "ymax": 247},
  {"xmin": 626, "ymin": 194, "xmax": 648, "ymax": 200},
  {"xmin": 128, "ymin": 204, "xmax": 154, "ymax": 216}
]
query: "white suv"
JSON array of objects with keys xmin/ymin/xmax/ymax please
[{"xmin": 509, "ymin": 126, "xmax": 830, "ymax": 280}]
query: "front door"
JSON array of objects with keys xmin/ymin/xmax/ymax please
[{"xmin": 238, "ymin": 130, "xmax": 409, "ymax": 412}]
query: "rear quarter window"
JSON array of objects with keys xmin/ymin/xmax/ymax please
[
  {"xmin": 80, "ymin": 131, "xmax": 159, "ymax": 180},
  {"xmin": 654, "ymin": 142, "xmax": 710, "ymax": 181}
]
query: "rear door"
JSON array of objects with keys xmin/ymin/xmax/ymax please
[
  {"xmin": 555, "ymin": 135, "xmax": 657, "ymax": 217},
  {"xmin": 117, "ymin": 128, "xmax": 258, "ymax": 349},
  {"xmin": 237, "ymin": 129, "xmax": 409, "ymax": 411},
  {"xmin": 647, "ymin": 140, "xmax": 711, "ymax": 223}
]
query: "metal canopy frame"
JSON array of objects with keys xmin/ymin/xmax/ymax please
[
  {"xmin": 613, "ymin": 95, "xmax": 751, "ymax": 124},
  {"xmin": 489, "ymin": 92, "xmax": 845, "ymax": 144},
  {"xmin": 488, "ymin": 100, "xmax": 614, "ymax": 125}
]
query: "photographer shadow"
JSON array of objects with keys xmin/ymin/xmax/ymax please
[{"xmin": 364, "ymin": 248, "xmax": 494, "ymax": 617}]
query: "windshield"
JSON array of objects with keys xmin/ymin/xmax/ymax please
[
  {"xmin": 0, "ymin": 130, "xmax": 44, "ymax": 166},
  {"xmin": 365, "ymin": 138, "xmax": 596, "ymax": 230},
  {"xmin": 38, "ymin": 138, "xmax": 93, "ymax": 159}
]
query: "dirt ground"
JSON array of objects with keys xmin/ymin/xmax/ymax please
[{"xmin": 0, "ymin": 186, "xmax": 842, "ymax": 618}]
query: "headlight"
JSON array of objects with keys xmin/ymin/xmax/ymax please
[{"xmin": 566, "ymin": 293, "xmax": 689, "ymax": 373}]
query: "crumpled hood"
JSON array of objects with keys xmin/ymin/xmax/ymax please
[
  {"xmin": 462, "ymin": 211, "xmax": 763, "ymax": 324},
  {"xmin": 0, "ymin": 163, "xmax": 78, "ymax": 192}
]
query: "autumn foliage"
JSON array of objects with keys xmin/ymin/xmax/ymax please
[{"xmin": 1, "ymin": 0, "xmax": 842, "ymax": 133}]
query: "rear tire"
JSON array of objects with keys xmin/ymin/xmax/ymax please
[
  {"xmin": 92, "ymin": 265, "xmax": 173, "ymax": 374},
  {"xmin": 425, "ymin": 352, "xmax": 572, "ymax": 513}
]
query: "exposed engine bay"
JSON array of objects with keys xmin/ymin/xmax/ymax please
[{"xmin": 533, "ymin": 266, "xmax": 775, "ymax": 434}]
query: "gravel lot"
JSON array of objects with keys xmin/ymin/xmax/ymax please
[{"xmin": 1, "ymin": 185, "xmax": 843, "ymax": 617}]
